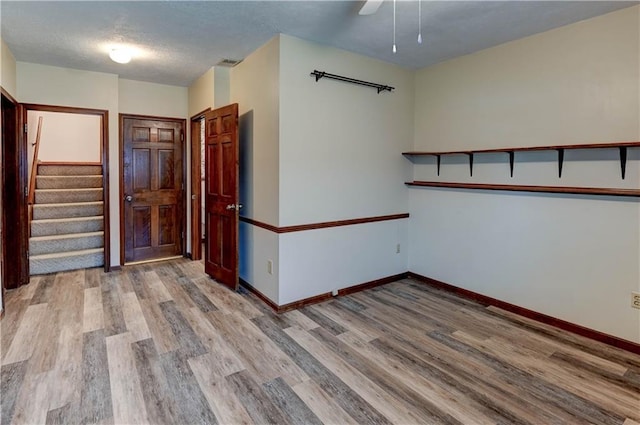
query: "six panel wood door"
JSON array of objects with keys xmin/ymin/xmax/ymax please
[
  {"xmin": 122, "ymin": 116, "xmax": 184, "ymax": 263},
  {"xmin": 204, "ymin": 104, "xmax": 239, "ymax": 290}
]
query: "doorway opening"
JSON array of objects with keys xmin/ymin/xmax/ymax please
[{"xmin": 24, "ymin": 104, "xmax": 110, "ymax": 275}]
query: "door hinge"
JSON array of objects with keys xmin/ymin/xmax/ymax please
[
  {"xmin": 181, "ymin": 231, "xmax": 184, "ymax": 240},
  {"xmin": 24, "ymin": 186, "xmax": 28, "ymax": 197},
  {"xmin": 181, "ymin": 132, "xmax": 184, "ymax": 141},
  {"xmin": 24, "ymin": 123, "xmax": 28, "ymax": 133}
]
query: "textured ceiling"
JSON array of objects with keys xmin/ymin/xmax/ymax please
[{"xmin": 1, "ymin": 1, "xmax": 636, "ymax": 87}]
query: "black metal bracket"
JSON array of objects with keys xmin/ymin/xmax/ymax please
[
  {"xmin": 557, "ymin": 148, "xmax": 565, "ymax": 178},
  {"xmin": 310, "ymin": 70, "xmax": 394, "ymax": 94},
  {"xmin": 467, "ymin": 153, "xmax": 474, "ymax": 177},
  {"xmin": 508, "ymin": 151, "xmax": 515, "ymax": 178},
  {"xmin": 620, "ymin": 146, "xmax": 627, "ymax": 179},
  {"xmin": 436, "ymin": 154, "xmax": 441, "ymax": 176}
]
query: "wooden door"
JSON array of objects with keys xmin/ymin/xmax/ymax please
[
  {"xmin": 2, "ymin": 92, "xmax": 28, "ymax": 289},
  {"xmin": 122, "ymin": 115, "xmax": 185, "ymax": 263},
  {"xmin": 204, "ymin": 104, "xmax": 239, "ymax": 290}
]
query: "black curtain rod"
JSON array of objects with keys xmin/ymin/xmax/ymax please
[{"xmin": 310, "ymin": 70, "xmax": 394, "ymax": 94}]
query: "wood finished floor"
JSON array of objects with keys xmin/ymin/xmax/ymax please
[{"xmin": 1, "ymin": 259, "xmax": 639, "ymax": 425}]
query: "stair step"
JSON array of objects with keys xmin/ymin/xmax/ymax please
[
  {"xmin": 35, "ymin": 188, "xmax": 103, "ymax": 204},
  {"xmin": 30, "ymin": 231, "xmax": 104, "ymax": 256},
  {"xmin": 30, "ymin": 248, "xmax": 104, "ymax": 275},
  {"xmin": 38, "ymin": 164, "xmax": 102, "ymax": 176},
  {"xmin": 37, "ymin": 175, "xmax": 102, "ymax": 189},
  {"xmin": 33, "ymin": 201, "xmax": 103, "ymax": 220},
  {"xmin": 31, "ymin": 216, "xmax": 104, "ymax": 237}
]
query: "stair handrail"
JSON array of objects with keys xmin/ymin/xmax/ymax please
[{"xmin": 28, "ymin": 116, "xmax": 43, "ymax": 205}]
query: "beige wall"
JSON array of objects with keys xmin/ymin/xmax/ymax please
[
  {"xmin": 0, "ymin": 38, "xmax": 17, "ymax": 98},
  {"xmin": 188, "ymin": 67, "xmax": 215, "ymax": 118},
  {"xmin": 231, "ymin": 35, "xmax": 281, "ymax": 302},
  {"xmin": 277, "ymin": 35, "xmax": 412, "ymax": 304},
  {"xmin": 410, "ymin": 6, "xmax": 640, "ymax": 343},
  {"xmin": 118, "ymin": 79, "xmax": 188, "ymax": 118},
  {"xmin": 17, "ymin": 64, "xmax": 190, "ymax": 267},
  {"xmin": 414, "ymin": 6, "xmax": 639, "ymax": 150},
  {"xmin": 18, "ymin": 62, "xmax": 120, "ymax": 266}
]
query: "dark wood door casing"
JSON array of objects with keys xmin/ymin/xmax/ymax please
[
  {"xmin": 1, "ymin": 89, "xmax": 29, "ymax": 289},
  {"xmin": 121, "ymin": 115, "xmax": 186, "ymax": 264},
  {"xmin": 204, "ymin": 104, "xmax": 239, "ymax": 290}
]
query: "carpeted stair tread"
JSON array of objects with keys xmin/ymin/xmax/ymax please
[
  {"xmin": 30, "ymin": 230, "xmax": 104, "ymax": 242},
  {"xmin": 30, "ymin": 247, "xmax": 104, "ymax": 259},
  {"xmin": 29, "ymin": 248, "xmax": 104, "ymax": 275},
  {"xmin": 31, "ymin": 216, "xmax": 103, "ymax": 237},
  {"xmin": 30, "ymin": 232, "xmax": 104, "ymax": 256},
  {"xmin": 37, "ymin": 175, "xmax": 102, "ymax": 189},
  {"xmin": 38, "ymin": 164, "xmax": 102, "ymax": 176},
  {"xmin": 35, "ymin": 188, "xmax": 103, "ymax": 204},
  {"xmin": 33, "ymin": 201, "xmax": 103, "ymax": 220}
]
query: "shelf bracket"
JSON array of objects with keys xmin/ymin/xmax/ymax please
[
  {"xmin": 467, "ymin": 153, "xmax": 474, "ymax": 177},
  {"xmin": 436, "ymin": 154, "xmax": 441, "ymax": 176},
  {"xmin": 620, "ymin": 146, "xmax": 627, "ymax": 179},
  {"xmin": 508, "ymin": 151, "xmax": 515, "ymax": 178},
  {"xmin": 557, "ymin": 148, "xmax": 564, "ymax": 178}
]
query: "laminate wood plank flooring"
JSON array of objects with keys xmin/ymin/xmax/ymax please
[{"xmin": 1, "ymin": 260, "xmax": 639, "ymax": 425}]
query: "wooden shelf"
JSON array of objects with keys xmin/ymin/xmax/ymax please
[
  {"xmin": 403, "ymin": 141, "xmax": 640, "ymax": 179},
  {"xmin": 405, "ymin": 181, "xmax": 640, "ymax": 197}
]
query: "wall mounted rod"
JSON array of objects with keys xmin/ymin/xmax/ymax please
[{"xmin": 310, "ymin": 70, "xmax": 394, "ymax": 93}]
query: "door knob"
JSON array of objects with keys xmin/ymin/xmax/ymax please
[
  {"xmin": 237, "ymin": 204, "xmax": 243, "ymax": 210},
  {"xmin": 226, "ymin": 204, "xmax": 236, "ymax": 210},
  {"xmin": 125, "ymin": 195, "xmax": 133, "ymax": 202}
]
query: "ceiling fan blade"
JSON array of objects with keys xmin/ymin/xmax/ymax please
[{"xmin": 359, "ymin": 0, "xmax": 384, "ymax": 15}]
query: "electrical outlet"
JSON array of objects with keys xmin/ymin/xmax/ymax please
[
  {"xmin": 396, "ymin": 243, "xmax": 401, "ymax": 254},
  {"xmin": 632, "ymin": 291, "xmax": 640, "ymax": 309},
  {"xmin": 267, "ymin": 260, "xmax": 273, "ymax": 275}
]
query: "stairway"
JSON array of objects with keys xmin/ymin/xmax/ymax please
[{"xmin": 29, "ymin": 164, "xmax": 105, "ymax": 275}]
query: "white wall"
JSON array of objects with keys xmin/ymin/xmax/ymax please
[
  {"xmin": 276, "ymin": 35, "xmax": 413, "ymax": 304},
  {"xmin": 231, "ymin": 36, "xmax": 281, "ymax": 302},
  {"xmin": 0, "ymin": 38, "xmax": 17, "ymax": 98},
  {"xmin": 27, "ymin": 111, "xmax": 101, "ymax": 163},
  {"xmin": 410, "ymin": 6, "xmax": 640, "ymax": 343}
]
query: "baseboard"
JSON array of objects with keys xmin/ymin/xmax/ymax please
[
  {"xmin": 109, "ymin": 265, "xmax": 122, "ymax": 272},
  {"xmin": 407, "ymin": 272, "xmax": 640, "ymax": 356},
  {"xmin": 240, "ymin": 273, "xmax": 408, "ymax": 313}
]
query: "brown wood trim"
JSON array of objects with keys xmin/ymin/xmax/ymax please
[
  {"xmin": 406, "ymin": 181, "xmax": 640, "ymax": 197},
  {"xmin": 239, "ymin": 217, "xmax": 280, "ymax": 233},
  {"xmin": 39, "ymin": 161, "xmax": 103, "ymax": 166},
  {"xmin": 239, "ymin": 278, "xmax": 280, "ymax": 311},
  {"xmin": 278, "ymin": 293, "xmax": 334, "ymax": 313},
  {"xmin": 117, "ymin": 113, "xmax": 185, "ymax": 123},
  {"xmin": 191, "ymin": 108, "xmax": 211, "ymax": 120},
  {"xmin": 102, "ymin": 112, "xmax": 111, "ymax": 272},
  {"xmin": 109, "ymin": 265, "xmax": 122, "ymax": 272},
  {"xmin": 239, "ymin": 213, "xmax": 410, "ymax": 234},
  {"xmin": 190, "ymin": 116, "xmax": 202, "ymax": 261},
  {"xmin": 408, "ymin": 272, "xmax": 640, "ymax": 356},
  {"xmin": 241, "ymin": 272, "xmax": 410, "ymax": 313},
  {"xmin": 403, "ymin": 141, "xmax": 640, "ymax": 156},
  {"xmin": 22, "ymin": 103, "xmax": 108, "ymax": 117},
  {"xmin": 337, "ymin": 273, "xmax": 409, "ymax": 297},
  {"xmin": 0, "ymin": 86, "xmax": 18, "ymax": 105}
]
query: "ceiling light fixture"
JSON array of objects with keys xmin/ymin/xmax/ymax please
[{"xmin": 109, "ymin": 48, "xmax": 132, "ymax": 64}]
